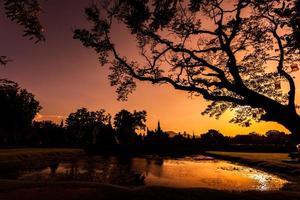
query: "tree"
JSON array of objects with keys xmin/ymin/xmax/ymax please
[
  {"xmin": 0, "ymin": 79, "xmax": 41, "ymax": 144},
  {"xmin": 294, "ymin": 0, "xmax": 300, "ymax": 47},
  {"xmin": 265, "ymin": 130, "xmax": 289, "ymax": 144},
  {"xmin": 74, "ymin": 0, "xmax": 300, "ymax": 139},
  {"xmin": 32, "ymin": 120, "xmax": 66, "ymax": 146},
  {"xmin": 1, "ymin": 0, "xmax": 45, "ymax": 65},
  {"xmin": 200, "ymin": 129, "xmax": 227, "ymax": 146},
  {"xmin": 233, "ymin": 132, "xmax": 265, "ymax": 145},
  {"xmin": 65, "ymin": 108, "xmax": 112, "ymax": 146},
  {"xmin": 283, "ymin": 0, "xmax": 300, "ymax": 52},
  {"xmin": 113, "ymin": 109, "xmax": 146, "ymax": 144}
]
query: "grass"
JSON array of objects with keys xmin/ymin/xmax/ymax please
[
  {"xmin": 0, "ymin": 148, "xmax": 83, "ymax": 157},
  {"xmin": 0, "ymin": 148, "xmax": 84, "ymax": 170}
]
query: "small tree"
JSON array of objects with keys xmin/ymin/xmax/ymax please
[
  {"xmin": 32, "ymin": 120, "xmax": 66, "ymax": 146},
  {"xmin": 74, "ymin": 0, "xmax": 300, "ymax": 140},
  {"xmin": 114, "ymin": 109, "xmax": 146, "ymax": 144},
  {"xmin": 65, "ymin": 108, "xmax": 111, "ymax": 146},
  {"xmin": 200, "ymin": 129, "xmax": 227, "ymax": 146},
  {"xmin": 0, "ymin": 79, "xmax": 41, "ymax": 145},
  {"xmin": 265, "ymin": 130, "xmax": 289, "ymax": 144}
]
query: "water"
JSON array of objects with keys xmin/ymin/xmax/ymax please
[{"xmin": 2, "ymin": 155, "xmax": 287, "ymax": 191}]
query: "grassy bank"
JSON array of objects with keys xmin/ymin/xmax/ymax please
[
  {"xmin": 0, "ymin": 148, "xmax": 83, "ymax": 158},
  {"xmin": 0, "ymin": 148, "xmax": 84, "ymax": 170},
  {"xmin": 204, "ymin": 151, "xmax": 300, "ymax": 181}
]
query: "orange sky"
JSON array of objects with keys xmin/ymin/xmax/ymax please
[{"xmin": 0, "ymin": 0, "xmax": 298, "ymax": 136}]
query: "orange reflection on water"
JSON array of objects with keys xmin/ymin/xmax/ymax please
[
  {"xmin": 18, "ymin": 156, "xmax": 287, "ymax": 191},
  {"xmin": 140, "ymin": 158, "xmax": 286, "ymax": 191}
]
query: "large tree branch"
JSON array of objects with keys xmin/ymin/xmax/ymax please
[
  {"xmin": 107, "ymin": 33, "xmax": 247, "ymax": 106},
  {"xmin": 262, "ymin": 15, "xmax": 297, "ymax": 112},
  {"xmin": 140, "ymin": 30, "xmax": 229, "ymax": 82},
  {"xmin": 273, "ymin": 29, "xmax": 296, "ymax": 111},
  {"xmin": 217, "ymin": 0, "xmax": 248, "ymax": 88}
]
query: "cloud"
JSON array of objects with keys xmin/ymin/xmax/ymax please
[{"xmin": 34, "ymin": 113, "xmax": 66, "ymax": 123}]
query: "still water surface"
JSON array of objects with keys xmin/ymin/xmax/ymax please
[{"xmin": 7, "ymin": 155, "xmax": 287, "ymax": 191}]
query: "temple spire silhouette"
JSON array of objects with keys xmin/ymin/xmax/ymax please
[{"xmin": 157, "ymin": 120, "xmax": 162, "ymax": 133}]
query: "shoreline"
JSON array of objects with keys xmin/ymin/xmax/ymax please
[{"xmin": 204, "ymin": 151, "xmax": 300, "ymax": 184}]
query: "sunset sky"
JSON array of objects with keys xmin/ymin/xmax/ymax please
[{"xmin": 1, "ymin": 0, "xmax": 299, "ymax": 136}]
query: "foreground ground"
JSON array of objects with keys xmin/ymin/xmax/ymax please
[
  {"xmin": 1, "ymin": 183, "xmax": 300, "ymax": 200},
  {"xmin": 0, "ymin": 149, "xmax": 300, "ymax": 200}
]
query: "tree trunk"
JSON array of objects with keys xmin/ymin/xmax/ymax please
[
  {"xmin": 278, "ymin": 114, "xmax": 300, "ymax": 143},
  {"xmin": 264, "ymin": 108, "xmax": 300, "ymax": 143},
  {"xmin": 246, "ymin": 92, "xmax": 300, "ymax": 141}
]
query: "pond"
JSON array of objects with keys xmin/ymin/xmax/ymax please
[{"xmin": 1, "ymin": 155, "xmax": 288, "ymax": 191}]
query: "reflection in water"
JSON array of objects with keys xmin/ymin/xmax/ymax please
[
  {"xmin": 49, "ymin": 163, "xmax": 59, "ymax": 175},
  {"xmin": 249, "ymin": 174, "xmax": 269, "ymax": 191},
  {"xmin": 6, "ymin": 155, "xmax": 287, "ymax": 191}
]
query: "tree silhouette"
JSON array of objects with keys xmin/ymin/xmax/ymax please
[
  {"xmin": 265, "ymin": 130, "xmax": 289, "ymax": 144},
  {"xmin": 233, "ymin": 132, "xmax": 264, "ymax": 145},
  {"xmin": 74, "ymin": 0, "xmax": 300, "ymax": 138},
  {"xmin": 1, "ymin": 0, "xmax": 45, "ymax": 65},
  {"xmin": 0, "ymin": 79, "xmax": 41, "ymax": 145},
  {"xmin": 284, "ymin": 0, "xmax": 300, "ymax": 52},
  {"xmin": 114, "ymin": 109, "xmax": 146, "ymax": 144},
  {"xmin": 65, "ymin": 108, "xmax": 112, "ymax": 146},
  {"xmin": 294, "ymin": 0, "xmax": 300, "ymax": 47},
  {"xmin": 200, "ymin": 129, "xmax": 228, "ymax": 146},
  {"xmin": 32, "ymin": 120, "xmax": 66, "ymax": 146}
]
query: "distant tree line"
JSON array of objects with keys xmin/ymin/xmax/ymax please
[
  {"xmin": 0, "ymin": 79, "xmax": 294, "ymax": 152},
  {"xmin": 197, "ymin": 129, "xmax": 293, "ymax": 152}
]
